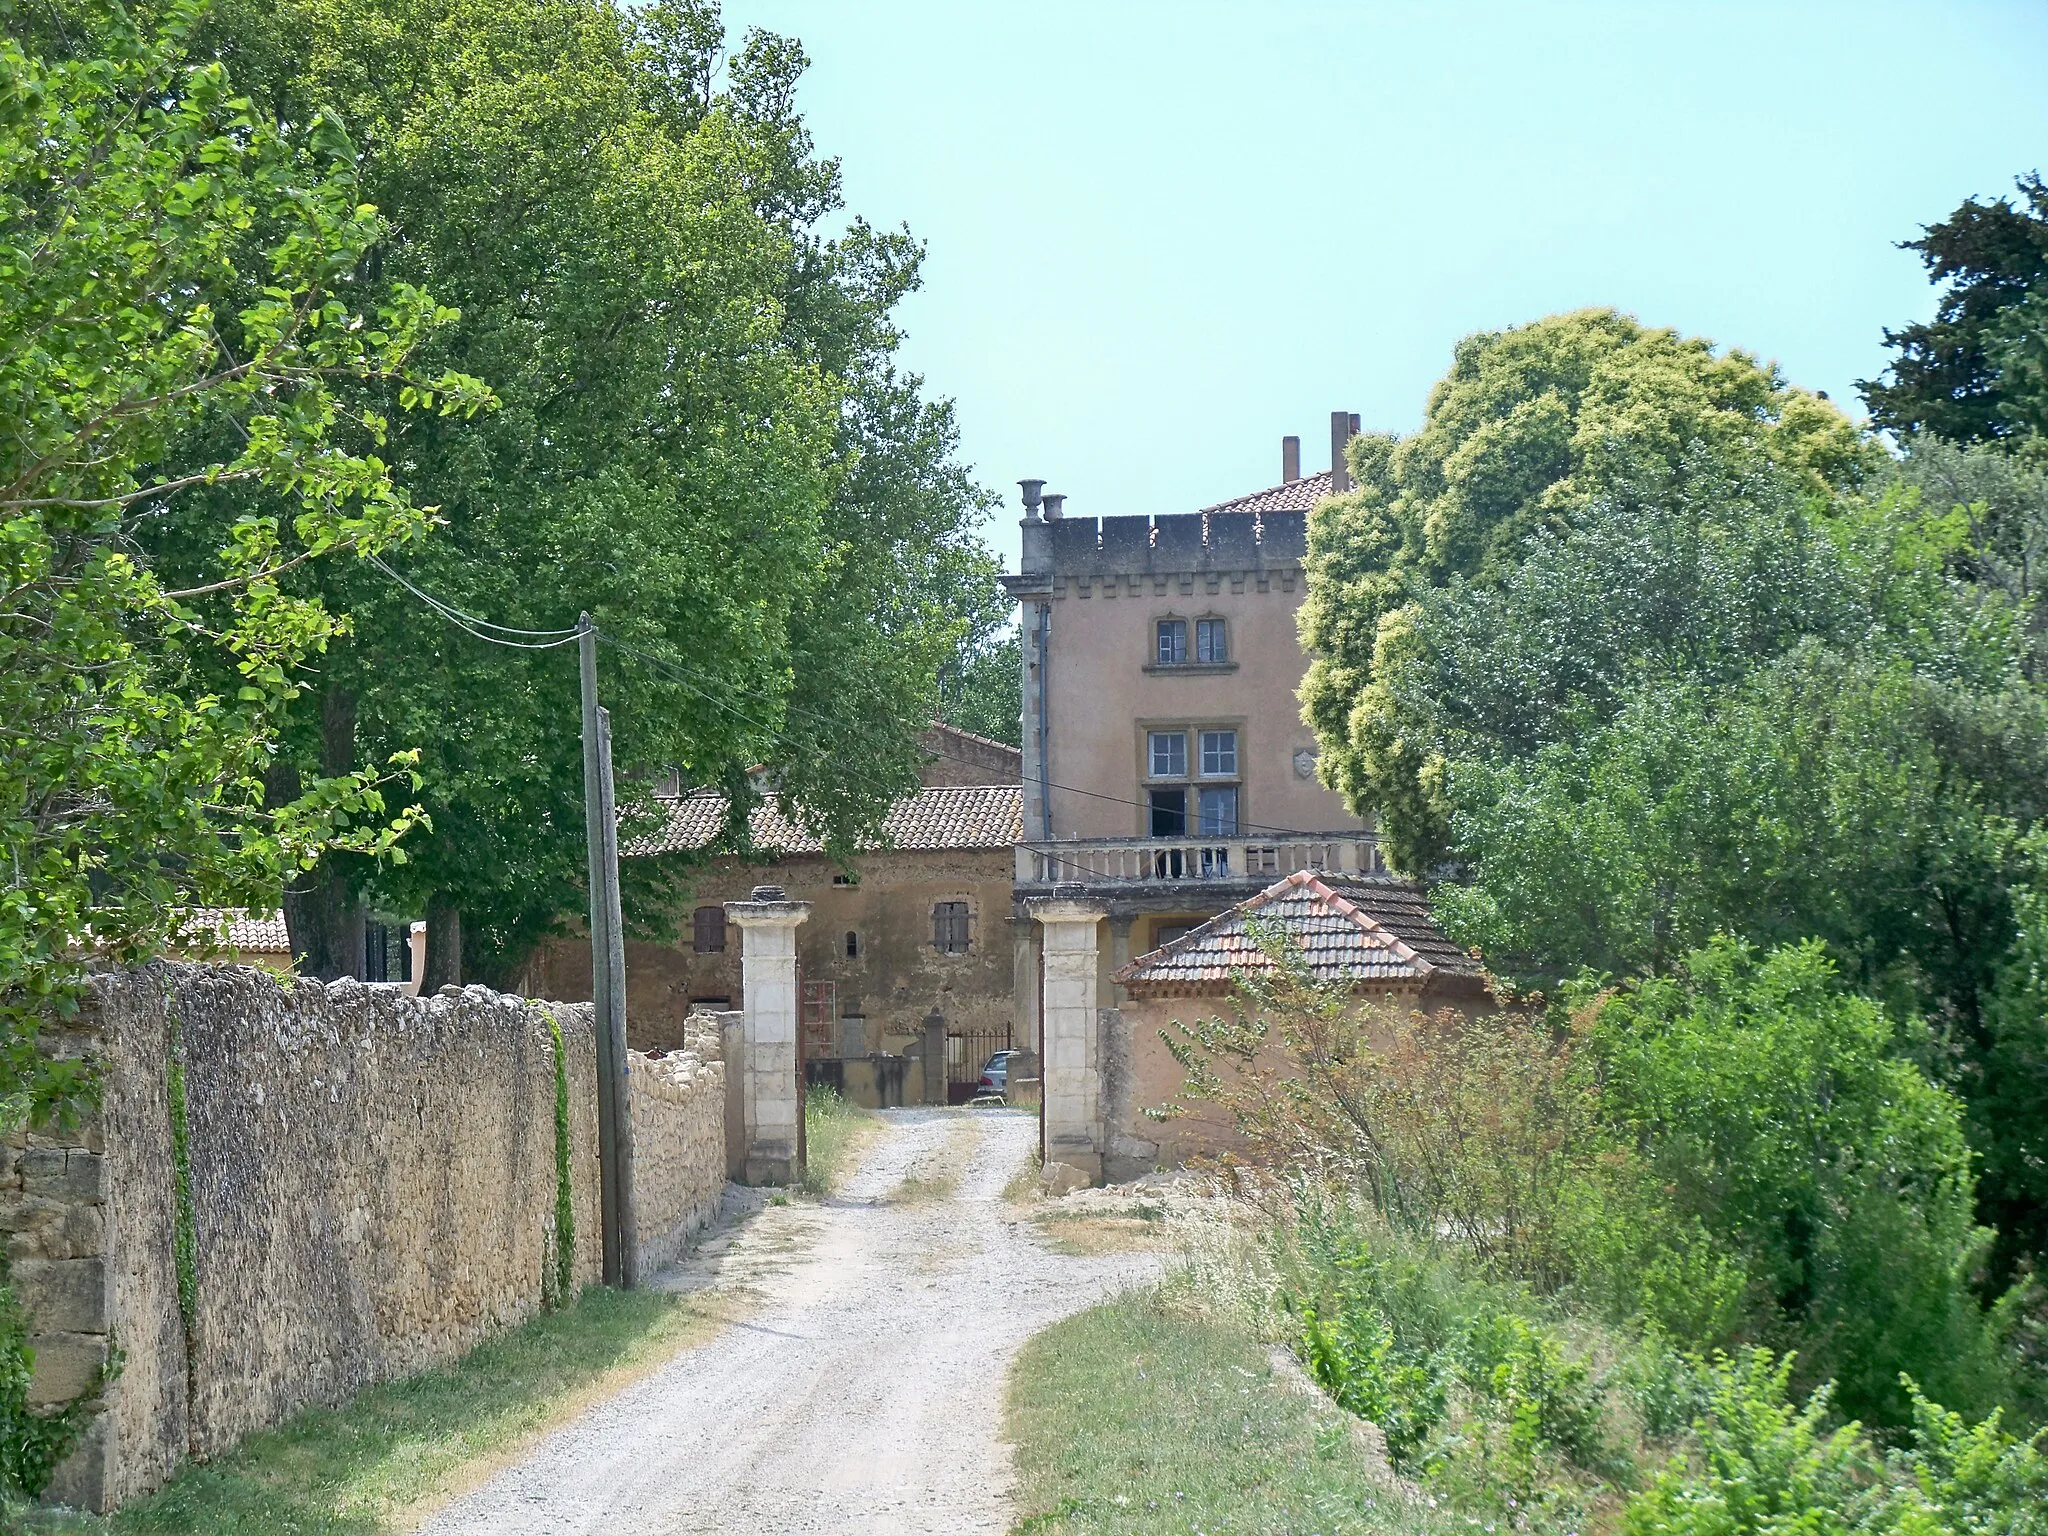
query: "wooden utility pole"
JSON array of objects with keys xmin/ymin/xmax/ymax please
[{"xmin": 579, "ymin": 615, "xmax": 637, "ymax": 1287}]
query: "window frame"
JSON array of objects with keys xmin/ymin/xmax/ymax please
[
  {"xmin": 1199, "ymin": 729, "xmax": 1238, "ymax": 778},
  {"xmin": 1148, "ymin": 786, "xmax": 1188, "ymax": 837},
  {"xmin": 1155, "ymin": 617, "xmax": 1188, "ymax": 666},
  {"xmin": 1195, "ymin": 616, "xmax": 1228, "ymax": 664},
  {"xmin": 1197, "ymin": 784, "xmax": 1240, "ymax": 837},
  {"xmin": 1148, "ymin": 729, "xmax": 1187, "ymax": 779}
]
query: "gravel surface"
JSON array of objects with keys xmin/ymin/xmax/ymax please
[{"xmin": 417, "ymin": 1108, "xmax": 1158, "ymax": 1535}]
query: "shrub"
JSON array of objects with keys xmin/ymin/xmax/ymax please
[
  {"xmin": 1161, "ymin": 919, "xmax": 1596, "ymax": 1290},
  {"xmin": 1580, "ymin": 938, "xmax": 2019, "ymax": 1425},
  {"xmin": 1621, "ymin": 1353, "xmax": 2048, "ymax": 1536}
]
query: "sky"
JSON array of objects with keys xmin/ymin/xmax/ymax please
[{"xmin": 721, "ymin": 1, "xmax": 2048, "ymax": 570}]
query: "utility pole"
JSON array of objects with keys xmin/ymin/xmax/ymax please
[{"xmin": 579, "ymin": 615, "xmax": 637, "ymax": 1288}]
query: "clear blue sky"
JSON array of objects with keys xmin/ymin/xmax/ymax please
[{"xmin": 723, "ymin": 1, "xmax": 2048, "ymax": 570}]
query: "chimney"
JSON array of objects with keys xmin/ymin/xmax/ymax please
[
  {"xmin": 1281, "ymin": 435, "xmax": 1301, "ymax": 483},
  {"xmin": 1018, "ymin": 477, "xmax": 1046, "ymax": 521},
  {"xmin": 1330, "ymin": 410, "xmax": 1357, "ymax": 494},
  {"xmin": 1041, "ymin": 492, "xmax": 1066, "ymax": 522}
]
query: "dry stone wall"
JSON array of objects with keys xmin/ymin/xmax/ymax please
[
  {"xmin": 4, "ymin": 964, "xmax": 606, "ymax": 1510},
  {"xmin": 627, "ymin": 1013, "xmax": 730, "ymax": 1276}
]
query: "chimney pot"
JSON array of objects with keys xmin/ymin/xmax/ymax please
[
  {"xmin": 1282, "ymin": 435, "xmax": 1301, "ymax": 483},
  {"xmin": 1330, "ymin": 410, "xmax": 1357, "ymax": 495},
  {"xmin": 1018, "ymin": 478, "xmax": 1046, "ymax": 521},
  {"xmin": 1041, "ymin": 492, "xmax": 1066, "ymax": 522}
]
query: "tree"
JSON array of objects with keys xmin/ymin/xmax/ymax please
[
  {"xmin": 1861, "ymin": 173, "xmax": 2048, "ymax": 447},
  {"xmin": 141, "ymin": 0, "xmax": 1003, "ymax": 983},
  {"xmin": 1, "ymin": 0, "xmax": 487, "ymax": 1123},
  {"xmin": 1301, "ymin": 314, "xmax": 2048, "ymax": 1277},
  {"xmin": 1299, "ymin": 308, "xmax": 1874, "ymax": 875}
]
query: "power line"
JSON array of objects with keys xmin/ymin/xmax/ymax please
[
  {"xmin": 594, "ymin": 630, "xmax": 1350, "ymax": 842},
  {"xmin": 369, "ymin": 557, "xmax": 582, "ymax": 647},
  {"xmin": 373, "ymin": 558, "xmax": 1362, "ymax": 842}
]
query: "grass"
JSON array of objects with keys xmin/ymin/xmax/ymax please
[
  {"xmin": 27, "ymin": 1286, "xmax": 720, "ymax": 1535},
  {"xmin": 798, "ymin": 1083, "xmax": 878, "ymax": 1197},
  {"xmin": 1029, "ymin": 1206, "xmax": 1168, "ymax": 1258},
  {"xmin": 1007, "ymin": 1288, "xmax": 1444, "ymax": 1536},
  {"xmin": 882, "ymin": 1117, "xmax": 979, "ymax": 1205}
]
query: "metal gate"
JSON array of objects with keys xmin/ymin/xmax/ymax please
[{"xmin": 946, "ymin": 1026, "xmax": 1013, "ymax": 1105}]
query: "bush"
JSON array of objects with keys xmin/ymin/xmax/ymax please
[
  {"xmin": 1580, "ymin": 938, "xmax": 2020, "ymax": 1425},
  {"xmin": 1161, "ymin": 920, "xmax": 1596, "ymax": 1290},
  {"xmin": 1281, "ymin": 1201, "xmax": 1617, "ymax": 1524},
  {"xmin": 1620, "ymin": 1352, "xmax": 2048, "ymax": 1536}
]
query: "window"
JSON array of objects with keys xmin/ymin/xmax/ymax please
[
  {"xmin": 1156, "ymin": 619, "xmax": 1187, "ymax": 665},
  {"xmin": 1197, "ymin": 785, "xmax": 1240, "ymax": 836},
  {"xmin": 832, "ymin": 873, "xmax": 855, "ymax": 886},
  {"xmin": 692, "ymin": 905, "xmax": 726, "ymax": 953},
  {"xmin": 1155, "ymin": 924, "xmax": 1192, "ymax": 948},
  {"xmin": 1196, "ymin": 617, "xmax": 1228, "ymax": 664},
  {"xmin": 1148, "ymin": 786, "xmax": 1187, "ymax": 837},
  {"xmin": 688, "ymin": 996, "xmax": 731, "ymax": 1014},
  {"xmin": 845, "ymin": 930, "xmax": 859, "ymax": 958},
  {"xmin": 933, "ymin": 901, "xmax": 971, "ymax": 954},
  {"xmin": 1199, "ymin": 729, "xmax": 1238, "ymax": 777},
  {"xmin": 1148, "ymin": 730, "xmax": 1186, "ymax": 779}
]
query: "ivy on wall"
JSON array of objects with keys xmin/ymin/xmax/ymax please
[{"xmin": 546, "ymin": 1013, "xmax": 575, "ymax": 1309}]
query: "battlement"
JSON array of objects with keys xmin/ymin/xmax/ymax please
[{"xmin": 1019, "ymin": 508, "xmax": 1306, "ymax": 582}]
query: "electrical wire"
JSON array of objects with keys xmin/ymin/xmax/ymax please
[
  {"xmin": 368, "ymin": 555, "xmax": 1368, "ymax": 843},
  {"xmin": 368, "ymin": 557, "xmax": 582, "ymax": 646},
  {"xmin": 594, "ymin": 630, "xmax": 1355, "ymax": 842}
]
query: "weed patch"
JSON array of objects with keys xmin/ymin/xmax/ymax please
[
  {"xmin": 1030, "ymin": 1208, "xmax": 1166, "ymax": 1258},
  {"xmin": 798, "ymin": 1085, "xmax": 876, "ymax": 1197}
]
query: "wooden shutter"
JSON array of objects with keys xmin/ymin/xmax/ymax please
[{"xmin": 693, "ymin": 905, "xmax": 726, "ymax": 953}]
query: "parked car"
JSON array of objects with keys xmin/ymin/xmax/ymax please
[{"xmin": 975, "ymin": 1049, "xmax": 1018, "ymax": 1099}]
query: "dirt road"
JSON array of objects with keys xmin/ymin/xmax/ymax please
[{"xmin": 418, "ymin": 1108, "xmax": 1157, "ymax": 1535}]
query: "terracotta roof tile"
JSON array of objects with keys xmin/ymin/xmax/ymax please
[
  {"xmin": 1199, "ymin": 470, "xmax": 1334, "ymax": 517},
  {"xmin": 1113, "ymin": 869, "xmax": 1481, "ymax": 994},
  {"xmin": 173, "ymin": 908, "xmax": 293, "ymax": 954},
  {"xmin": 632, "ymin": 784, "xmax": 1022, "ymax": 857}
]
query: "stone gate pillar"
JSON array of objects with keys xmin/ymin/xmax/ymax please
[
  {"xmin": 725, "ymin": 886, "xmax": 812, "ymax": 1185},
  {"xmin": 1028, "ymin": 886, "xmax": 1108, "ymax": 1183}
]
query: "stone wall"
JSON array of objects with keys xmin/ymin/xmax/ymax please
[
  {"xmin": 4, "ymin": 964, "xmax": 605, "ymax": 1511},
  {"xmin": 628, "ymin": 1014, "xmax": 729, "ymax": 1276}
]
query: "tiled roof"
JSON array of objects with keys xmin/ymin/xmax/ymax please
[
  {"xmin": 632, "ymin": 784, "xmax": 1022, "ymax": 857},
  {"xmin": 172, "ymin": 909, "xmax": 293, "ymax": 954},
  {"xmin": 1113, "ymin": 869, "xmax": 1482, "ymax": 995},
  {"xmin": 927, "ymin": 721, "xmax": 1023, "ymax": 763},
  {"xmin": 1199, "ymin": 470, "xmax": 1335, "ymax": 517}
]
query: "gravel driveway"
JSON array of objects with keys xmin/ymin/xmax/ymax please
[{"xmin": 418, "ymin": 1108, "xmax": 1158, "ymax": 1535}]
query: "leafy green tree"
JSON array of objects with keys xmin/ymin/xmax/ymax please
[
  {"xmin": 1582, "ymin": 940, "xmax": 2014, "ymax": 1426},
  {"xmin": 141, "ymin": 0, "xmax": 1001, "ymax": 982},
  {"xmin": 1299, "ymin": 308, "xmax": 1874, "ymax": 875},
  {"xmin": 1861, "ymin": 173, "xmax": 2048, "ymax": 447},
  {"xmin": 1, "ymin": 0, "xmax": 486, "ymax": 1120}
]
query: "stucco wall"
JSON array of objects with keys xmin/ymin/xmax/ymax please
[
  {"xmin": 534, "ymin": 848, "xmax": 1018, "ymax": 1058},
  {"xmin": 1043, "ymin": 559, "xmax": 1363, "ymax": 841},
  {"xmin": 6, "ymin": 964, "xmax": 607, "ymax": 1511},
  {"xmin": 1107, "ymin": 983, "xmax": 1493, "ymax": 1180}
]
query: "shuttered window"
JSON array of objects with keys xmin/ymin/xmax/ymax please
[
  {"xmin": 692, "ymin": 906, "xmax": 726, "ymax": 953},
  {"xmin": 933, "ymin": 901, "xmax": 971, "ymax": 954}
]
